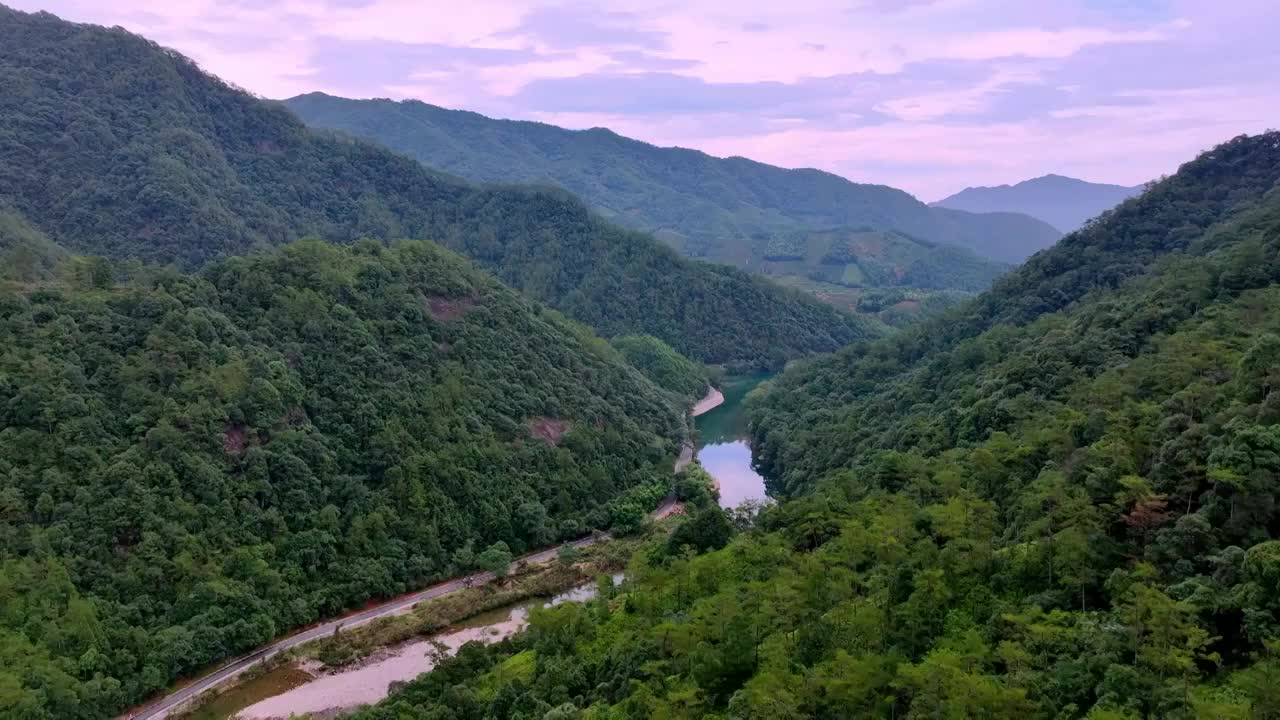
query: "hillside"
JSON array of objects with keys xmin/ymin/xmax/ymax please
[
  {"xmin": 0, "ymin": 6, "xmax": 878, "ymax": 369},
  {"xmin": 328, "ymin": 132, "xmax": 1280, "ymax": 719},
  {"xmin": 0, "ymin": 239, "xmax": 698, "ymax": 718},
  {"xmin": 743, "ymin": 227, "xmax": 1009, "ymax": 293},
  {"xmin": 0, "ymin": 205, "xmax": 67, "ymax": 282},
  {"xmin": 933, "ymin": 174, "xmax": 1144, "ymax": 233},
  {"xmin": 610, "ymin": 335, "xmax": 710, "ymax": 402},
  {"xmin": 284, "ymin": 92, "xmax": 1063, "ymax": 267},
  {"xmin": 754, "ymin": 132, "xmax": 1280, "ymax": 493}
]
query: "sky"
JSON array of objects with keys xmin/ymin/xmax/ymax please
[{"xmin": 11, "ymin": 0, "xmax": 1279, "ymax": 200}]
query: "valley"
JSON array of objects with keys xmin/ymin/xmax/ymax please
[
  {"xmin": 2, "ymin": 3, "xmax": 1278, "ymax": 720},
  {"xmin": 126, "ymin": 387, "xmax": 714, "ymax": 720},
  {"xmin": 138, "ymin": 371, "xmax": 779, "ymax": 719}
]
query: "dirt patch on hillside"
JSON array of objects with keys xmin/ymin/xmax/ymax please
[
  {"xmin": 528, "ymin": 418, "xmax": 572, "ymax": 445},
  {"xmin": 891, "ymin": 299, "xmax": 922, "ymax": 312},
  {"xmin": 423, "ymin": 294, "xmax": 478, "ymax": 322},
  {"xmin": 224, "ymin": 424, "xmax": 248, "ymax": 457}
]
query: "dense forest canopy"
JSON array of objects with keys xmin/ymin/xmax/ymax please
[
  {"xmin": 324, "ymin": 132, "xmax": 1280, "ymax": 720},
  {"xmin": 0, "ymin": 5, "xmax": 879, "ymax": 369},
  {"xmin": 0, "ymin": 239, "xmax": 695, "ymax": 718},
  {"xmin": 284, "ymin": 92, "xmax": 1063, "ymax": 266},
  {"xmin": 609, "ymin": 335, "xmax": 710, "ymax": 402}
]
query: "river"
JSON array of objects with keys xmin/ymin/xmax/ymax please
[
  {"xmin": 693, "ymin": 375, "xmax": 772, "ymax": 509},
  {"xmin": 186, "ymin": 577, "xmax": 621, "ymax": 719}
]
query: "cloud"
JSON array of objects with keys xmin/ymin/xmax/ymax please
[
  {"xmin": 852, "ymin": 0, "xmax": 945, "ymax": 14},
  {"xmin": 500, "ymin": 4, "xmax": 668, "ymax": 50},
  {"xmin": 606, "ymin": 50, "xmax": 702, "ymax": 72},
  {"xmin": 936, "ymin": 22, "xmax": 1184, "ymax": 62},
  {"xmin": 512, "ymin": 72, "xmax": 813, "ymax": 115}
]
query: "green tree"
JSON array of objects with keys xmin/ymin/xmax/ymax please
[{"xmin": 477, "ymin": 542, "xmax": 514, "ymax": 579}]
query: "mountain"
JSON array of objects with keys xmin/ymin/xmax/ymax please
[
  {"xmin": 0, "ymin": 6, "xmax": 879, "ymax": 371},
  {"xmin": 283, "ymin": 92, "xmax": 1063, "ymax": 268},
  {"xmin": 0, "ymin": 239, "xmax": 696, "ymax": 718},
  {"xmin": 754, "ymin": 133, "xmax": 1280, "ymax": 494},
  {"xmin": 747, "ymin": 227, "xmax": 1010, "ymax": 293},
  {"xmin": 331, "ymin": 132, "xmax": 1280, "ymax": 719},
  {"xmin": 933, "ymin": 173, "xmax": 1145, "ymax": 233}
]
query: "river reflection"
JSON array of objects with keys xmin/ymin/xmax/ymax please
[{"xmin": 694, "ymin": 375, "xmax": 772, "ymax": 509}]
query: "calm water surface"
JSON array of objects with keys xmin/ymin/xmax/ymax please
[{"xmin": 695, "ymin": 375, "xmax": 773, "ymax": 509}]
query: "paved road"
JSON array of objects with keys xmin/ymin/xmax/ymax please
[{"xmin": 122, "ymin": 534, "xmax": 606, "ymax": 719}]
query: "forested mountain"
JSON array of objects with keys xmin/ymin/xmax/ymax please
[
  {"xmin": 0, "ymin": 239, "xmax": 695, "ymax": 718},
  {"xmin": 933, "ymin": 174, "xmax": 1144, "ymax": 233},
  {"xmin": 284, "ymin": 92, "xmax": 1063, "ymax": 267},
  {"xmin": 334, "ymin": 132, "xmax": 1280, "ymax": 719},
  {"xmin": 610, "ymin": 335, "xmax": 710, "ymax": 402},
  {"xmin": 0, "ymin": 6, "xmax": 877, "ymax": 370},
  {"xmin": 748, "ymin": 226, "xmax": 1009, "ymax": 293}
]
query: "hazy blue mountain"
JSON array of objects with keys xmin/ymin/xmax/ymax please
[
  {"xmin": 932, "ymin": 173, "xmax": 1145, "ymax": 233},
  {"xmin": 284, "ymin": 93, "xmax": 1062, "ymax": 268}
]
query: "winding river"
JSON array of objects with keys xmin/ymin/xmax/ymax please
[{"xmin": 693, "ymin": 375, "xmax": 773, "ymax": 509}]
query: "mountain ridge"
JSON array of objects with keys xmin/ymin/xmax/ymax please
[{"xmin": 283, "ymin": 91, "xmax": 1062, "ymax": 267}]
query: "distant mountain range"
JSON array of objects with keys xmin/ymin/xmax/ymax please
[
  {"xmin": 932, "ymin": 174, "xmax": 1144, "ymax": 233},
  {"xmin": 284, "ymin": 93, "xmax": 1062, "ymax": 279}
]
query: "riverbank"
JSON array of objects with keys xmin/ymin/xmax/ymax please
[
  {"xmin": 127, "ymin": 532, "xmax": 611, "ymax": 719},
  {"xmin": 236, "ymin": 572, "xmax": 624, "ymax": 719},
  {"xmin": 690, "ymin": 385, "xmax": 724, "ymax": 417},
  {"xmin": 294, "ymin": 541, "xmax": 631, "ymax": 667},
  {"xmin": 176, "ymin": 540, "xmax": 636, "ymax": 719}
]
